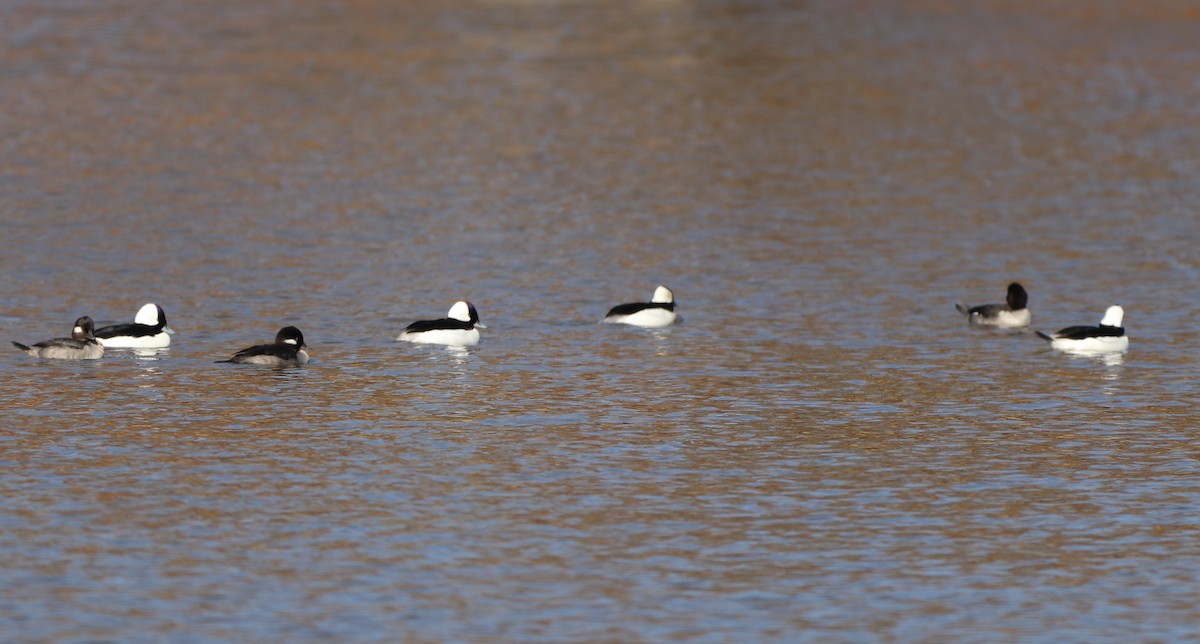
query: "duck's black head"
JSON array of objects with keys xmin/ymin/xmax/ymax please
[
  {"xmin": 1006, "ymin": 282, "xmax": 1028, "ymax": 310},
  {"xmin": 274, "ymin": 326, "xmax": 306, "ymax": 349},
  {"xmin": 72, "ymin": 316, "xmax": 96, "ymax": 341}
]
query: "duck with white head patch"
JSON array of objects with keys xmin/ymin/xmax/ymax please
[
  {"xmin": 396, "ymin": 301, "xmax": 485, "ymax": 346},
  {"xmin": 95, "ymin": 303, "xmax": 175, "ymax": 348},
  {"xmin": 219, "ymin": 326, "xmax": 309, "ymax": 366},
  {"xmin": 955, "ymin": 282, "xmax": 1030, "ymax": 328},
  {"xmin": 603, "ymin": 285, "xmax": 677, "ymax": 327},
  {"xmin": 1036, "ymin": 305, "xmax": 1128, "ymax": 354},
  {"xmin": 12, "ymin": 316, "xmax": 105, "ymax": 360}
]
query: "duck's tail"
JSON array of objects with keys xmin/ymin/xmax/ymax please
[
  {"xmin": 11, "ymin": 341, "xmax": 33, "ymax": 355},
  {"xmin": 954, "ymin": 303, "xmax": 969, "ymax": 315},
  {"xmin": 1035, "ymin": 331, "xmax": 1054, "ymax": 342}
]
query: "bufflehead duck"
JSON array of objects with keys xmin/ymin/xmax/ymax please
[
  {"xmin": 95, "ymin": 303, "xmax": 175, "ymax": 348},
  {"xmin": 955, "ymin": 282, "xmax": 1030, "ymax": 328},
  {"xmin": 219, "ymin": 326, "xmax": 309, "ymax": 366},
  {"xmin": 396, "ymin": 301, "xmax": 485, "ymax": 346},
  {"xmin": 12, "ymin": 316, "xmax": 105, "ymax": 360},
  {"xmin": 603, "ymin": 285, "xmax": 677, "ymax": 327},
  {"xmin": 1036, "ymin": 305, "xmax": 1128, "ymax": 354}
]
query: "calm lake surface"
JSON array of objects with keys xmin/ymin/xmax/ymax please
[{"xmin": 3, "ymin": 0, "xmax": 1200, "ymax": 640}]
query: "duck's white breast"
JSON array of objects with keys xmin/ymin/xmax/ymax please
[
  {"xmin": 1051, "ymin": 335, "xmax": 1128, "ymax": 354},
  {"xmin": 397, "ymin": 328, "xmax": 480, "ymax": 346},
  {"xmin": 604, "ymin": 308, "xmax": 677, "ymax": 328},
  {"xmin": 97, "ymin": 332, "xmax": 171, "ymax": 349}
]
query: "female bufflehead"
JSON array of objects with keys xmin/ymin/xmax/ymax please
[
  {"xmin": 603, "ymin": 285, "xmax": 677, "ymax": 327},
  {"xmin": 1036, "ymin": 305, "xmax": 1128, "ymax": 354},
  {"xmin": 12, "ymin": 316, "xmax": 105, "ymax": 360},
  {"xmin": 219, "ymin": 326, "xmax": 309, "ymax": 366},
  {"xmin": 955, "ymin": 282, "xmax": 1030, "ymax": 328},
  {"xmin": 94, "ymin": 303, "xmax": 175, "ymax": 348},
  {"xmin": 396, "ymin": 301, "xmax": 485, "ymax": 346}
]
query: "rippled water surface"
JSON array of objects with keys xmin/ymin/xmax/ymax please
[{"xmin": 3, "ymin": 0, "xmax": 1200, "ymax": 640}]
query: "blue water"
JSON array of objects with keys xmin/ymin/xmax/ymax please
[{"xmin": 3, "ymin": 1, "xmax": 1200, "ymax": 641}]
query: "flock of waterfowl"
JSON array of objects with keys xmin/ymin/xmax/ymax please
[
  {"xmin": 955, "ymin": 282, "xmax": 1128, "ymax": 355},
  {"xmin": 9, "ymin": 286, "xmax": 679, "ymax": 366},
  {"xmin": 8, "ymin": 282, "xmax": 1126, "ymax": 366}
]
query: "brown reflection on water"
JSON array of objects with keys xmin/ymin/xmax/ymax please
[{"xmin": 3, "ymin": 0, "xmax": 1200, "ymax": 640}]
